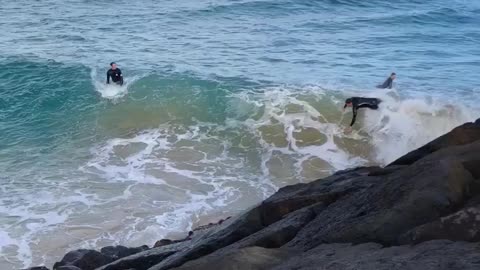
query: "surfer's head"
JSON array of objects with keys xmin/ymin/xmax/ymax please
[
  {"xmin": 110, "ymin": 62, "xmax": 117, "ymax": 70},
  {"xmin": 390, "ymin": 72, "xmax": 396, "ymax": 80},
  {"xmin": 344, "ymin": 98, "xmax": 353, "ymax": 109}
]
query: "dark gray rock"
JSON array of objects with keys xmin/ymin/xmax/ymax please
[
  {"xmin": 229, "ymin": 206, "xmax": 316, "ymax": 249},
  {"xmin": 57, "ymin": 266, "xmax": 82, "ymax": 270},
  {"xmin": 152, "ymin": 205, "xmax": 314, "ymax": 270},
  {"xmin": 100, "ymin": 245, "xmax": 149, "ymax": 260},
  {"xmin": 286, "ymin": 158, "xmax": 474, "ymax": 250},
  {"xmin": 399, "ymin": 204, "xmax": 480, "ymax": 244},
  {"xmin": 272, "ymin": 240, "xmax": 480, "ymax": 270},
  {"xmin": 171, "ymin": 246, "xmax": 294, "ymax": 270},
  {"xmin": 390, "ymin": 120, "xmax": 480, "ymax": 166},
  {"xmin": 53, "ymin": 249, "xmax": 112, "ymax": 270},
  {"xmin": 96, "ymin": 241, "xmax": 188, "ymax": 270},
  {"xmin": 258, "ymin": 167, "xmax": 375, "ymax": 227},
  {"xmin": 154, "ymin": 239, "xmax": 174, "ymax": 248},
  {"xmin": 367, "ymin": 165, "xmax": 406, "ymax": 176},
  {"xmin": 147, "ymin": 208, "xmax": 265, "ymax": 270}
]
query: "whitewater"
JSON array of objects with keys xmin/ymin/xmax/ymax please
[{"xmin": 0, "ymin": 0, "xmax": 479, "ymax": 269}]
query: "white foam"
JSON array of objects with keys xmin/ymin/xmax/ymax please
[
  {"xmin": 80, "ymin": 123, "xmax": 258, "ymax": 250},
  {"xmin": 230, "ymin": 87, "xmax": 367, "ymax": 175},
  {"xmin": 90, "ymin": 68, "xmax": 141, "ymax": 100},
  {"xmin": 230, "ymin": 85, "xmax": 479, "ymax": 169},
  {"xmin": 361, "ymin": 90, "xmax": 478, "ymax": 163}
]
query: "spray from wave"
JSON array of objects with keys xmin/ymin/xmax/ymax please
[{"xmin": 90, "ymin": 68, "xmax": 142, "ymax": 100}]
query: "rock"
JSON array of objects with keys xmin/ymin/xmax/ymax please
[
  {"xmin": 390, "ymin": 120, "xmax": 480, "ymax": 166},
  {"xmin": 229, "ymin": 206, "xmax": 316, "ymax": 249},
  {"xmin": 399, "ymin": 204, "xmax": 480, "ymax": 244},
  {"xmin": 333, "ymin": 166, "xmax": 378, "ymax": 176},
  {"xmin": 57, "ymin": 267, "xmax": 81, "ymax": 270},
  {"xmin": 147, "ymin": 208, "xmax": 265, "ymax": 270},
  {"xmin": 286, "ymin": 159, "xmax": 474, "ymax": 250},
  {"xmin": 191, "ymin": 217, "xmax": 231, "ymax": 232},
  {"xmin": 272, "ymin": 240, "xmax": 480, "ymax": 270},
  {"xmin": 100, "ymin": 245, "xmax": 149, "ymax": 260},
  {"xmin": 98, "ymin": 232, "xmax": 211, "ymax": 270},
  {"xmin": 97, "ymin": 247, "xmax": 177, "ymax": 270},
  {"xmin": 179, "ymin": 205, "xmax": 316, "ymax": 266},
  {"xmin": 53, "ymin": 249, "xmax": 112, "ymax": 270},
  {"xmin": 23, "ymin": 267, "xmax": 50, "ymax": 270},
  {"xmin": 151, "ymin": 206, "xmax": 315, "ymax": 270},
  {"xmin": 171, "ymin": 246, "xmax": 294, "ymax": 270},
  {"xmin": 153, "ymin": 232, "xmax": 196, "ymax": 248},
  {"xmin": 367, "ymin": 165, "xmax": 406, "ymax": 176},
  {"xmin": 258, "ymin": 167, "xmax": 375, "ymax": 227},
  {"xmin": 154, "ymin": 239, "xmax": 174, "ymax": 248}
]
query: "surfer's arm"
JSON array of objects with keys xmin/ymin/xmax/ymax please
[
  {"xmin": 350, "ymin": 107, "xmax": 358, "ymax": 126},
  {"xmin": 384, "ymin": 78, "xmax": 392, "ymax": 89},
  {"xmin": 118, "ymin": 70, "xmax": 124, "ymax": 86},
  {"xmin": 106, "ymin": 71, "xmax": 110, "ymax": 84},
  {"xmin": 377, "ymin": 78, "xmax": 392, "ymax": 89},
  {"xmin": 387, "ymin": 78, "xmax": 393, "ymax": 89}
]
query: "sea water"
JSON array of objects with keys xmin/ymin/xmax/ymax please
[{"xmin": 0, "ymin": 0, "xmax": 479, "ymax": 268}]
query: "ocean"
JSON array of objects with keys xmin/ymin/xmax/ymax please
[{"xmin": 0, "ymin": 0, "xmax": 479, "ymax": 268}]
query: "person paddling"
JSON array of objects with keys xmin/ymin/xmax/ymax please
[
  {"xmin": 377, "ymin": 73, "xmax": 396, "ymax": 89},
  {"xmin": 343, "ymin": 97, "xmax": 381, "ymax": 132},
  {"xmin": 106, "ymin": 62, "xmax": 124, "ymax": 86}
]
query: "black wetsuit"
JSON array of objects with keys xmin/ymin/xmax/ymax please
[
  {"xmin": 377, "ymin": 77, "xmax": 393, "ymax": 89},
  {"xmin": 107, "ymin": 68, "xmax": 123, "ymax": 86},
  {"xmin": 345, "ymin": 97, "xmax": 381, "ymax": 126}
]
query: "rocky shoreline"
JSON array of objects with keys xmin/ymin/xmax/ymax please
[{"xmin": 26, "ymin": 119, "xmax": 480, "ymax": 270}]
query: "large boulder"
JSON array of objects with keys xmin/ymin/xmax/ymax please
[
  {"xmin": 259, "ymin": 166, "xmax": 380, "ymax": 227},
  {"xmin": 390, "ymin": 120, "xmax": 480, "ymax": 166},
  {"xmin": 96, "ymin": 246, "xmax": 178, "ymax": 270},
  {"xmin": 285, "ymin": 157, "xmax": 474, "ymax": 250},
  {"xmin": 54, "ymin": 245, "xmax": 149, "ymax": 270},
  {"xmin": 228, "ymin": 206, "xmax": 317, "ymax": 249},
  {"xmin": 156, "ymin": 205, "xmax": 315, "ymax": 270},
  {"xmin": 97, "ymin": 228, "xmax": 216, "ymax": 270},
  {"xmin": 272, "ymin": 240, "xmax": 480, "ymax": 270},
  {"xmin": 53, "ymin": 249, "xmax": 112, "ymax": 270},
  {"xmin": 399, "ymin": 204, "xmax": 480, "ymax": 244},
  {"xmin": 100, "ymin": 245, "xmax": 149, "ymax": 261},
  {"xmin": 57, "ymin": 267, "xmax": 82, "ymax": 270},
  {"xmin": 170, "ymin": 246, "xmax": 293, "ymax": 270},
  {"xmin": 147, "ymin": 208, "xmax": 265, "ymax": 270}
]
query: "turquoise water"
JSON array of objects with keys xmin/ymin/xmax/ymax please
[{"xmin": 1, "ymin": 0, "xmax": 479, "ymax": 268}]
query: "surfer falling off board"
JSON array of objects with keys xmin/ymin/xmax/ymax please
[
  {"xmin": 343, "ymin": 97, "xmax": 382, "ymax": 133},
  {"xmin": 343, "ymin": 73, "xmax": 395, "ymax": 133}
]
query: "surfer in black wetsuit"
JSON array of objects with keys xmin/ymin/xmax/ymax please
[
  {"xmin": 106, "ymin": 62, "xmax": 124, "ymax": 86},
  {"xmin": 343, "ymin": 97, "xmax": 381, "ymax": 131},
  {"xmin": 377, "ymin": 72, "xmax": 396, "ymax": 89}
]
